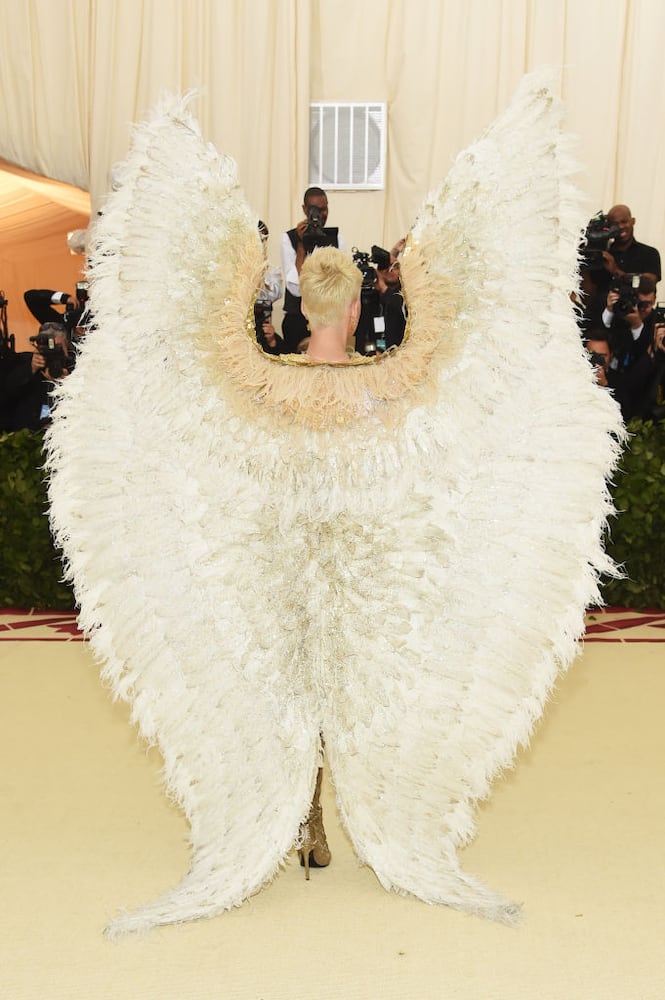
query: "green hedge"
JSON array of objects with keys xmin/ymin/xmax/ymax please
[
  {"xmin": 603, "ymin": 419, "xmax": 665, "ymax": 609},
  {"xmin": 0, "ymin": 430, "xmax": 74, "ymax": 610},
  {"xmin": 1, "ymin": 422, "xmax": 664, "ymax": 612}
]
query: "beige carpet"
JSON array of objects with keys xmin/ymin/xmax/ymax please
[{"xmin": 1, "ymin": 609, "xmax": 664, "ymax": 1000}]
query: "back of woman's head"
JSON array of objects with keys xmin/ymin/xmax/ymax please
[{"xmin": 300, "ymin": 246, "xmax": 361, "ymax": 329}]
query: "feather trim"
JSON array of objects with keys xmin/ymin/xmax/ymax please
[{"xmin": 45, "ymin": 71, "xmax": 625, "ymax": 935}]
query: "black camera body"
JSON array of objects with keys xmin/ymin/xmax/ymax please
[
  {"xmin": 615, "ymin": 291, "xmax": 638, "ymax": 316},
  {"xmin": 610, "ymin": 275, "xmax": 640, "ymax": 316},
  {"xmin": 653, "ymin": 305, "xmax": 665, "ymax": 357},
  {"xmin": 254, "ymin": 302, "xmax": 273, "ymax": 327},
  {"xmin": 302, "ymin": 210, "xmax": 337, "ymax": 254},
  {"xmin": 63, "ymin": 301, "xmax": 81, "ymax": 333},
  {"xmin": 581, "ymin": 211, "xmax": 621, "ymax": 268},
  {"xmin": 652, "ymin": 303, "xmax": 665, "ymax": 341},
  {"xmin": 351, "ymin": 246, "xmax": 395, "ymax": 356},
  {"xmin": 370, "ymin": 245, "xmax": 391, "ymax": 271},
  {"xmin": 588, "ymin": 351, "xmax": 607, "ymax": 369},
  {"xmin": 60, "ymin": 281, "xmax": 90, "ymax": 337},
  {"xmin": 306, "ymin": 205, "xmax": 324, "ymax": 232},
  {"xmin": 0, "ymin": 289, "xmax": 14, "ymax": 356},
  {"xmin": 352, "ymin": 248, "xmax": 377, "ymax": 290},
  {"xmin": 352, "ymin": 245, "xmax": 392, "ymax": 289},
  {"xmin": 30, "ymin": 331, "xmax": 68, "ymax": 379}
]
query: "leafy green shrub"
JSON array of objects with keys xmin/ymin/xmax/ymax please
[
  {"xmin": 603, "ymin": 419, "xmax": 665, "ymax": 609},
  {"xmin": 0, "ymin": 430, "xmax": 74, "ymax": 609},
  {"xmin": 1, "ymin": 420, "xmax": 663, "ymax": 612}
]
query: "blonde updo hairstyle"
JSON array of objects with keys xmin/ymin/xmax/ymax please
[{"xmin": 299, "ymin": 246, "xmax": 362, "ymax": 329}]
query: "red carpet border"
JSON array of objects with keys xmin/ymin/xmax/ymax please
[
  {"xmin": 1, "ymin": 607, "xmax": 664, "ymax": 644},
  {"xmin": 0, "ymin": 609, "xmax": 84, "ymax": 641}
]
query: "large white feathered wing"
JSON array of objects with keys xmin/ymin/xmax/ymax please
[
  {"xmin": 321, "ymin": 71, "xmax": 624, "ymax": 923},
  {"xmin": 46, "ymin": 73, "xmax": 624, "ymax": 936},
  {"xmin": 45, "ymin": 98, "xmax": 323, "ymax": 936}
]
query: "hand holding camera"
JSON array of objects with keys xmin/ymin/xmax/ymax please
[
  {"xmin": 306, "ymin": 204, "xmax": 324, "ymax": 233},
  {"xmin": 29, "ymin": 327, "xmax": 71, "ymax": 380},
  {"xmin": 588, "ymin": 351, "xmax": 609, "ymax": 386},
  {"xmin": 651, "ymin": 307, "xmax": 665, "ymax": 357},
  {"xmin": 608, "ymin": 275, "xmax": 641, "ymax": 319}
]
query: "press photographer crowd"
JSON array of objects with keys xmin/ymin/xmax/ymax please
[
  {"xmin": 0, "ymin": 285, "xmax": 89, "ymax": 431},
  {"xmin": 2, "ymin": 193, "xmax": 664, "ymax": 432},
  {"xmin": 254, "ymin": 187, "xmax": 406, "ymax": 358},
  {"xmin": 577, "ymin": 204, "xmax": 665, "ymax": 423}
]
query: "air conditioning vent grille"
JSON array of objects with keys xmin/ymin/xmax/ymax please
[{"xmin": 309, "ymin": 102, "xmax": 386, "ymax": 190}]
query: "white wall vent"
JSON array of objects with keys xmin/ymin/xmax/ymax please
[{"xmin": 309, "ymin": 102, "xmax": 386, "ymax": 190}]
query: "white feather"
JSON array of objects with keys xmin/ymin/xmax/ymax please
[{"xmin": 45, "ymin": 74, "xmax": 624, "ymax": 935}]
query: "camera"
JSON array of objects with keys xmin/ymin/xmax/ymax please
[
  {"xmin": 352, "ymin": 248, "xmax": 376, "ymax": 288},
  {"xmin": 302, "ymin": 207, "xmax": 335, "ymax": 253},
  {"xmin": 370, "ymin": 245, "xmax": 391, "ymax": 271},
  {"xmin": 588, "ymin": 351, "xmax": 607, "ymax": 369},
  {"xmin": 30, "ymin": 330, "xmax": 69, "ymax": 379},
  {"xmin": 63, "ymin": 301, "xmax": 81, "ymax": 333},
  {"xmin": 61, "ymin": 283, "xmax": 90, "ymax": 338},
  {"xmin": 610, "ymin": 275, "xmax": 640, "ymax": 316},
  {"xmin": 254, "ymin": 302, "xmax": 273, "ymax": 327},
  {"xmin": 306, "ymin": 205, "xmax": 324, "ymax": 233},
  {"xmin": 652, "ymin": 304, "xmax": 665, "ymax": 356},
  {"xmin": 0, "ymin": 290, "xmax": 14, "ymax": 357},
  {"xmin": 351, "ymin": 247, "xmax": 393, "ymax": 355},
  {"xmin": 581, "ymin": 211, "xmax": 621, "ymax": 269},
  {"xmin": 352, "ymin": 245, "xmax": 392, "ymax": 289}
]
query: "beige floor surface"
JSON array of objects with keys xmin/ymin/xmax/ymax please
[{"xmin": 1, "ymin": 610, "xmax": 664, "ymax": 1000}]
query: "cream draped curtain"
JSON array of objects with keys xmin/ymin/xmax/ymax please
[{"xmin": 1, "ymin": 0, "xmax": 665, "ymax": 344}]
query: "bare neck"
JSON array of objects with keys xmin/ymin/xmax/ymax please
[{"xmin": 305, "ymin": 324, "xmax": 350, "ymax": 363}]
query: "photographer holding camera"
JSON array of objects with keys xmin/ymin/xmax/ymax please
[
  {"xmin": 612, "ymin": 309, "xmax": 665, "ymax": 422},
  {"xmin": 24, "ymin": 284, "xmax": 90, "ymax": 341},
  {"xmin": 582, "ymin": 204, "xmax": 660, "ymax": 296},
  {"xmin": 351, "ymin": 243, "xmax": 407, "ymax": 355},
  {"xmin": 578, "ymin": 205, "xmax": 661, "ymax": 333},
  {"xmin": 601, "ymin": 275, "xmax": 658, "ymax": 372},
  {"xmin": 254, "ymin": 221, "xmax": 286, "ymax": 355},
  {"xmin": 3, "ymin": 321, "xmax": 73, "ymax": 431},
  {"xmin": 593, "ymin": 276, "xmax": 665, "ymax": 420},
  {"xmin": 376, "ymin": 239, "xmax": 407, "ymax": 350},
  {"xmin": 584, "ymin": 333, "xmax": 614, "ymax": 389},
  {"xmin": 599, "ymin": 205, "xmax": 661, "ymax": 287},
  {"xmin": 280, "ymin": 187, "xmax": 347, "ymax": 354}
]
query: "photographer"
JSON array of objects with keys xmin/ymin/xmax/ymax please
[
  {"xmin": 376, "ymin": 240, "xmax": 407, "ymax": 349},
  {"xmin": 601, "ymin": 275, "xmax": 658, "ymax": 373},
  {"xmin": 24, "ymin": 285, "xmax": 90, "ymax": 341},
  {"xmin": 254, "ymin": 221, "xmax": 286, "ymax": 355},
  {"xmin": 254, "ymin": 301, "xmax": 285, "ymax": 355},
  {"xmin": 613, "ymin": 312, "xmax": 665, "ymax": 422},
  {"xmin": 600, "ymin": 205, "xmax": 660, "ymax": 286},
  {"xmin": 582, "ymin": 205, "xmax": 661, "ymax": 300},
  {"xmin": 352, "ymin": 244, "xmax": 407, "ymax": 355},
  {"xmin": 3, "ymin": 322, "xmax": 73, "ymax": 431},
  {"xmin": 0, "ymin": 290, "xmax": 18, "ymax": 430},
  {"xmin": 583, "ymin": 333, "xmax": 614, "ymax": 389},
  {"xmin": 280, "ymin": 187, "xmax": 347, "ymax": 354},
  {"xmin": 581, "ymin": 331, "xmax": 644, "ymax": 422}
]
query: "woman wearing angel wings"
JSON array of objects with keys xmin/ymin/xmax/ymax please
[{"xmin": 45, "ymin": 71, "xmax": 624, "ymax": 937}]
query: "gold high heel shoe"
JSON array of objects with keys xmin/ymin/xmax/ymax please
[{"xmin": 298, "ymin": 767, "xmax": 331, "ymax": 878}]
